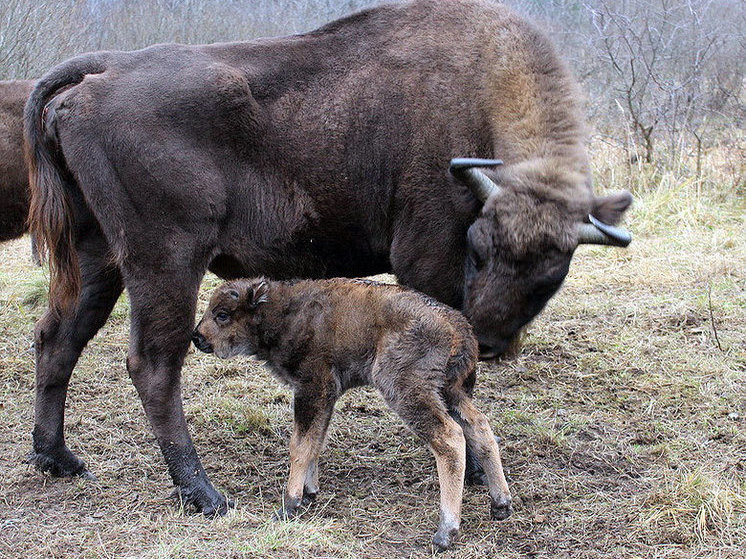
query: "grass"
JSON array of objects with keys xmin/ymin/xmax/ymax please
[
  {"xmin": 643, "ymin": 470, "xmax": 746, "ymax": 545},
  {"xmin": 0, "ymin": 139, "xmax": 744, "ymax": 558}
]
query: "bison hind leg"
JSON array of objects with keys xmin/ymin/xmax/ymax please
[
  {"xmin": 30, "ymin": 234, "xmax": 123, "ymax": 480},
  {"xmin": 124, "ymin": 264, "xmax": 231, "ymax": 517}
]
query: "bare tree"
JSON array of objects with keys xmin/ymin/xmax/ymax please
[
  {"xmin": 508, "ymin": 0, "xmax": 744, "ymax": 168},
  {"xmin": 1, "ymin": 0, "xmax": 743, "ymax": 178},
  {"xmin": 0, "ymin": 0, "xmax": 90, "ymax": 79}
]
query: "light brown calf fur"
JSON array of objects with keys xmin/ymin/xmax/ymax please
[{"xmin": 193, "ymin": 277, "xmax": 512, "ymax": 551}]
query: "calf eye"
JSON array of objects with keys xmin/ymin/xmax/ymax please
[{"xmin": 215, "ymin": 311, "xmax": 230, "ymax": 325}]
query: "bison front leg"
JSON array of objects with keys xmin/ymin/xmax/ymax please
[
  {"xmin": 276, "ymin": 385, "xmax": 336, "ymax": 520},
  {"xmin": 126, "ymin": 272, "xmax": 230, "ymax": 516}
]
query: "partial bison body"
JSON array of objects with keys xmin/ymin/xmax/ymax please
[
  {"xmin": 0, "ymin": 79, "xmax": 33, "ymax": 243},
  {"xmin": 194, "ymin": 277, "xmax": 512, "ymax": 551},
  {"xmin": 25, "ymin": 0, "xmax": 632, "ymax": 512}
]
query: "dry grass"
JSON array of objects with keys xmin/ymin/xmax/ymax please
[{"xmin": 0, "ymin": 142, "xmax": 744, "ymax": 558}]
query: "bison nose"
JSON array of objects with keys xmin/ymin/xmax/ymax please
[
  {"xmin": 478, "ymin": 338, "xmax": 509, "ymax": 360},
  {"xmin": 192, "ymin": 329, "xmax": 213, "ymax": 353}
]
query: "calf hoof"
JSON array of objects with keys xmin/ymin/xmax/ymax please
[
  {"xmin": 464, "ymin": 451, "xmax": 486, "ymax": 487},
  {"xmin": 301, "ymin": 490, "xmax": 317, "ymax": 507},
  {"xmin": 490, "ymin": 497, "xmax": 513, "ymax": 521},
  {"xmin": 27, "ymin": 445, "xmax": 92, "ymax": 479},
  {"xmin": 275, "ymin": 490, "xmax": 317, "ymax": 520},
  {"xmin": 432, "ymin": 526, "xmax": 460, "ymax": 552},
  {"xmin": 464, "ymin": 435, "xmax": 503, "ymax": 486},
  {"xmin": 276, "ymin": 491, "xmax": 315, "ymax": 520},
  {"xmin": 170, "ymin": 483, "xmax": 233, "ymax": 517},
  {"xmin": 274, "ymin": 506, "xmax": 298, "ymax": 521},
  {"xmin": 464, "ymin": 468, "xmax": 488, "ymax": 486}
]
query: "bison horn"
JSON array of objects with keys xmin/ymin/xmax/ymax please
[
  {"xmin": 577, "ymin": 214, "xmax": 632, "ymax": 247},
  {"xmin": 449, "ymin": 158, "xmax": 503, "ymax": 203}
]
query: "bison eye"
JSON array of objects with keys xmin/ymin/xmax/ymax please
[
  {"xmin": 468, "ymin": 247, "xmax": 484, "ymax": 270},
  {"xmin": 466, "ymin": 224, "xmax": 489, "ymax": 271},
  {"xmin": 215, "ymin": 311, "xmax": 231, "ymax": 325}
]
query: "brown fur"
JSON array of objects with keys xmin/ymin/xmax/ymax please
[
  {"xmin": 0, "ymin": 80, "xmax": 34, "ymax": 242},
  {"xmin": 23, "ymin": 0, "xmax": 631, "ymax": 512},
  {"xmin": 194, "ymin": 277, "xmax": 512, "ymax": 551}
]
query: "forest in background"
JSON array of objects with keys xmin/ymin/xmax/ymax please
[{"xmin": 1, "ymin": 0, "xmax": 744, "ymax": 183}]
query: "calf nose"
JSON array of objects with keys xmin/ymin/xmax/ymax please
[{"xmin": 192, "ymin": 329, "xmax": 213, "ymax": 353}]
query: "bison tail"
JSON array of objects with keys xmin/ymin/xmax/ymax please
[{"xmin": 25, "ymin": 53, "xmax": 109, "ymax": 314}]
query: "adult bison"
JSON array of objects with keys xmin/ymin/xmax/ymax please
[
  {"xmin": 0, "ymin": 80, "xmax": 34, "ymax": 246},
  {"xmin": 26, "ymin": 0, "xmax": 631, "ymax": 514}
]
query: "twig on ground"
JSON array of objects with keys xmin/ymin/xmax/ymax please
[{"xmin": 707, "ymin": 282, "xmax": 723, "ymax": 352}]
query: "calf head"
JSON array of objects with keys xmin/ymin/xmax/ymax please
[
  {"xmin": 451, "ymin": 158, "xmax": 632, "ymax": 358},
  {"xmin": 193, "ymin": 278, "xmax": 269, "ymax": 358}
]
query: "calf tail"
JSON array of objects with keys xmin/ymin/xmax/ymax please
[
  {"xmin": 444, "ymin": 322, "xmax": 480, "ymax": 400},
  {"xmin": 25, "ymin": 53, "xmax": 109, "ymax": 314}
]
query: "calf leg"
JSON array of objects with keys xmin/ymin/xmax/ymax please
[
  {"xmin": 30, "ymin": 238, "xmax": 122, "ymax": 477},
  {"xmin": 380, "ymin": 388, "xmax": 466, "ymax": 552},
  {"xmin": 30, "ymin": 234, "xmax": 41, "ymax": 266},
  {"xmin": 429, "ymin": 419, "xmax": 467, "ymax": 551},
  {"xmin": 125, "ymin": 271, "xmax": 228, "ymax": 515},
  {"xmin": 302, "ymin": 437, "xmax": 329, "ymax": 504},
  {"xmin": 451, "ymin": 397, "xmax": 512, "ymax": 520},
  {"xmin": 303, "ymin": 458, "xmax": 320, "ymax": 500},
  {"xmin": 456, "ymin": 370, "xmax": 492, "ymax": 486},
  {"xmin": 277, "ymin": 384, "xmax": 336, "ymax": 519}
]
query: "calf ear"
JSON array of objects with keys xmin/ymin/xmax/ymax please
[
  {"xmin": 249, "ymin": 281, "xmax": 269, "ymax": 308},
  {"xmin": 591, "ymin": 191, "xmax": 633, "ymax": 225}
]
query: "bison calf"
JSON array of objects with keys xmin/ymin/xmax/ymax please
[{"xmin": 193, "ymin": 277, "xmax": 512, "ymax": 551}]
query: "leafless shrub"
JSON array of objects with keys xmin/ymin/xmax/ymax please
[
  {"xmin": 0, "ymin": 0, "xmax": 381, "ymax": 78},
  {"xmin": 0, "ymin": 0, "xmax": 89, "ymax": 78},
  {"xmin": 1, "ymin": 0, "xmax": 743, "ymax": 183},
  {"xmin": 507, "ymin": 0, "xmax": 745, "ymax": 172}
]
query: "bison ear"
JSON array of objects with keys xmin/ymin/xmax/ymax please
[
  {"xmin": 591, "ymin": 191, "xmax": 633, "ymax": 226},
  {"xmin": 248, "ymin": 280, "xmax": 269, "ymax": 308}
]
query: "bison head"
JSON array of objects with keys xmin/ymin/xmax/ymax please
[{"xmin": 451, "ymin": 158, "xmax": 632, "ymax": 359}]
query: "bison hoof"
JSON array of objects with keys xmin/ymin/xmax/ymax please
[
  {"xmin": 27, "ymin": 446, "xmax": 92, "ymax": 479},
  {"xmin": 432, "ymin": 526, "xmax": 460, "ymax": 552},
  {"xmin": 170, "ymin": 484, "xmax": 233, "ymax": 517},
  {"xmin": 490, "ymin": 498, "xmax": 513, "ymax": 521}
]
